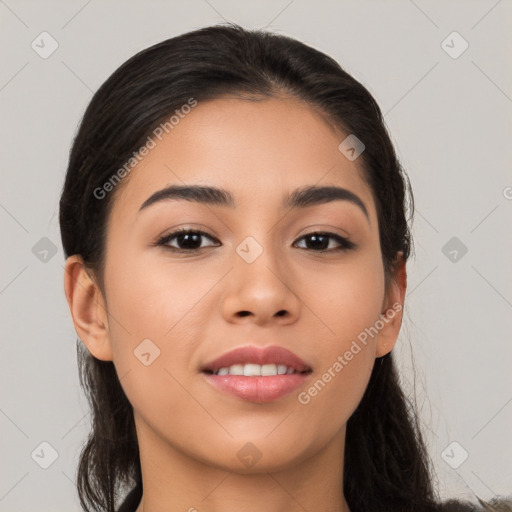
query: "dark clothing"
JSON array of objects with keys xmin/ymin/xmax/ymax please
[{"xmin": 117, "ymin": 481, "xmax": 142, "ymax": 512}]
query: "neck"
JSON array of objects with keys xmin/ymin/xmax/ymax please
[{"xmin": 133, "ymin": 414, "xmax": 350, "ymax": 512}]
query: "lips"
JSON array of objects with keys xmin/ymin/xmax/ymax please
[
  {"xmin": 200, "ymin": 345, "xmax": 312, "ymax": 374},
  {"xmin": 200, "ymin": 345, "xmax": 313, "ymax": 403}
]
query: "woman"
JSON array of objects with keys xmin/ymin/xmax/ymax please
[{"xmin": 59, "ymin": 23, "xmax": 509, "ymax": 512}]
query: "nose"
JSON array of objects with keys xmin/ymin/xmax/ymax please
[{"xmin": 221, "ymin": 239, "xmax": 301, "ymax": 327}]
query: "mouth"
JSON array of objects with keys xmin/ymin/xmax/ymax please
[
  {"xmin": 202, "ymin": 363, "xmax": 311, "ymax": 377},
  {"xmin": 200, "ymin": 345, "xmax": 313, "ymax": 403}
]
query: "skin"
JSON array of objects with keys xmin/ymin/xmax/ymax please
[{"xmin": 64, "ymin": 96, "xmax": 406, "ymax": 512}]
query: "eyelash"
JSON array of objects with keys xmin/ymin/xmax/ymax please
[{"xmin": 155, "ymin": 228, "xmax": 356, "ymax": 253}]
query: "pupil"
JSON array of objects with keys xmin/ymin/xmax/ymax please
[
  {"xmin": 308, "ymin": 234, "xmax": 327, "ymax": 250},
  {"xmin": 179, "ymin": 233, "xmax": 201, "ymax": 249}
]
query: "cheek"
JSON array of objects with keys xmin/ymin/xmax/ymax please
[
  {"xmin": 104, "ymin": 248, "xmax": 222, "ymax": 347},
  {"xmin": 103, "ymin": 249, "xmax": 224, "ymax": 412},
  {"xmin": 284, "ymin": 251, "xmax": 383, "ymax": 439},
  {"xmin": 291, "ymin": 345, "xmax": 374, "ymax": 458},
  {"xmin": 299, "ymin": 250, "xmax": 386, "ymax": 344}
]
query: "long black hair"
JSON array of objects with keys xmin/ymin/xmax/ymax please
[{"xmin": 59, "ymin": 23, "xmax": 506, "ymax": 512}]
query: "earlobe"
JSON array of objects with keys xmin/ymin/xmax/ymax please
[
  {"xmin": 63, "ymin": 255, "xmax": 113, "ymax": 361},
  {"xmin": 375, "ymin": 253, "xmax": 407, "ymax": 358}
]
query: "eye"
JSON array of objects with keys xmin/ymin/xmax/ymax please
[
  {"xmin": 155, "ymin": 229, "xmax": 355, "ymax": 253},
  {"xmin": 293, "ymin": 231, "xmax": 355, "ymax": 252},
  {"xmin": 155, "ymin": 229, "xmax": 220, "ymax": 252}
]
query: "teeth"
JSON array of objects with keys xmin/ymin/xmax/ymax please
[
  {"xmin": 212, "ymin": 363, "xmax": 299, "ymax": 376},
  {"xmin": 261, "ymin": 364, "xmax": 277, "ymax": 376},
  {"xmin": 244, "ymin": 363, "xmax": 261, "ymax": 376},
  {"xmin": 229, "ymin": 364, "xmax": 244, "ymax": 376}
]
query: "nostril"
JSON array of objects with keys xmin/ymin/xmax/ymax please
[
  {"xmin": 238, "ymin": 311, "xmax": 251, "ymax": 317},
  {"xmin": 276, "ymin": 310, "xmax": 287, "ymax": 317}
]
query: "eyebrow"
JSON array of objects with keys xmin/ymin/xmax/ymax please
[{"xmin": 138, "ymin": 184, "xmax": 369, "ymax": 221}]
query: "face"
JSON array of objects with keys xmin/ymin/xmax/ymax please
[{"xmin": 79, "ymin": 96, "xmax": 404, "ymax": 472}]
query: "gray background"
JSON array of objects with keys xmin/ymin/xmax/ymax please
[{"xmin": 1, "ymin": 0, "xmax": 511, "ymax": 510}]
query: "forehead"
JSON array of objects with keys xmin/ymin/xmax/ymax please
[{"xmin": 109, "ymin": 96, "xmax": 375, "ymax": 223}]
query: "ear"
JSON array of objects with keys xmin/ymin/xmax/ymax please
[
  {"xmin": 375, "ymin": 252, "xmax": 407, "ymax": 358},
  {"xmin": 63, "ymin": 255, "xmax": 113, "ymax": 361}
]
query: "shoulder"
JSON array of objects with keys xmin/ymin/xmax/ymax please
[
  {"xmin": 438, "ymin": 496, "xmax": 512, "ymax": 512},
  {"xmin": 438, "ymin": 500, "xmax": 481, "ymax": 511}
]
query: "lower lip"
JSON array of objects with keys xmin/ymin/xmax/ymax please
[{"xmin": 201, "ymin": 372, "xmax": 311, "ymax": 403}]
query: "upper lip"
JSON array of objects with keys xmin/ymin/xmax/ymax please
[{"xmin": 200, "ymin": 345, "xmax": 312, "ymax": 373}]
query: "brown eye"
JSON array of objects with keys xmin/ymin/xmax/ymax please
[
  {"xmin": 156, "ymin": 229, "xmax": 220, "ymax": 252},
  {"xmin": 294, "ymin": 232, "xmax": 355, "ymax": 252}
]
